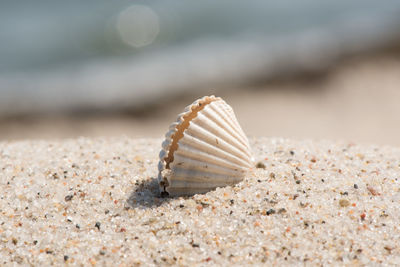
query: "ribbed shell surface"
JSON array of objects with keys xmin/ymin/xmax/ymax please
[{"xmin": 158, "ymin": 96, "xmax": 252, "ymax": 196}]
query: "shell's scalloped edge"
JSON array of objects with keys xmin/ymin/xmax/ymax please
[{"xmin": 158, "ymin": 95, "xmax": 219, "ymax": 177}]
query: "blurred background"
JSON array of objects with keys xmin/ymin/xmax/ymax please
[{"xmin": 1, "ymin": 0, "xmax": 400, "ymax": 146}]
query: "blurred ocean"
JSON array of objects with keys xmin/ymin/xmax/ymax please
[{"xmin": 1, "ymin": 0, "xmax": 400, "ymax": 116}]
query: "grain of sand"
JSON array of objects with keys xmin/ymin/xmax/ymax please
[{"xmin": 1, "ymin": 137, "xmax": 399, "ymax": 265}]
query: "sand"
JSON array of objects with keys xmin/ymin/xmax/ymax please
[{"xmin": 1, "ymin": 137, "xmax": 399, "ymax": 265}]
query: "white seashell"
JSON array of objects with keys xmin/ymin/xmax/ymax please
[{"xmin": 158, "ymin": 95, "xmax": 253, "ymax": 196}]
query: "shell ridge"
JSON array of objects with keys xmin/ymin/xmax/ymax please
[
  {"xmin": 168, "ymin": 181, "xmax": 239, "ymax": 190},
  {"xmin": 170, "ymin": 171, "xmax": 242, "ymax": 184},
  {"xmin": 171, "ymin": 154, "xmax": 246, "ymax": 177},
  {"xmin": 207, "ymin": 101, "xmax": 247, "ymax": 143},
  {"xmin": 200, "ymin": 106, "xmax": 249, "ymax": 152},
  {"xmin": 217, "ymin": 102, "xmax": 252, "ymax": 150},
  {"xmin": 185, "ymin": 121, "xmax": 252, "ymax": 164},
  {"xmin": 166, "ymin": 187, "xmax": 216, "ymax": 196},
  {"xmin": 169, "ymin": 173, "xmax": 242, "ymax": 183},
  {"xmin": 174, "ymin": 142, "xmax": 250, "ymax": 170},
  {"xmin": 219, "ymin": 103, "xmax": 250, "ymax": 149},
  {"xmin": 169, "ymin": 171, "xmax": 241, "ymax": 187},
  {"xmin": 194, "ymin": 111, "xmax": 252, "ymax": 159},
  {"xmin": 213, "ymin": 100, "xmax": 241, "ymax": 131},
  {"xmin": 179, "ymin": 134, "xmax": 252, "ymax": 168},
  {"xmin": 209, "ymin": 101, "xmax": 250, "ymax": 148}
]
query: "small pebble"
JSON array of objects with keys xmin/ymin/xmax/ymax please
[
  {"xmin": 266, "ymin": 209, "xmax": 276, "ymax": 215},
  {"xmin": 367, "ymin": 186, "xmax": 380, "ymax": 196},
  {"xmin": 278, "ymin": 208, "xmax": 287, "ymax": 214},
  {"xmin": 339, "ymin": 199, "xmax": 350, "ymax": 207},
  {"xmin": 255, "ymin": 162, "xmax": 266, "ymax": 169}
]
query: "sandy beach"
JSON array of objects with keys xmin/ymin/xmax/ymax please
[
  {"xmin": 1, "ymin": 2, "xmax": 400, "ymax": 265},
  {"xmin": 1, "ymin": 137, "xmax": 399, "ymax": 265}
]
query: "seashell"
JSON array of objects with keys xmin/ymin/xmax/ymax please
[{"xmin": 158, "ymin": 95, "xmax": 253, "ymax": 196}]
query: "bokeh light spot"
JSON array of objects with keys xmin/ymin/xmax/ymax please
[{"xmin": 117, "ymin": 5, "xmax": 159, "ymax": 48}]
